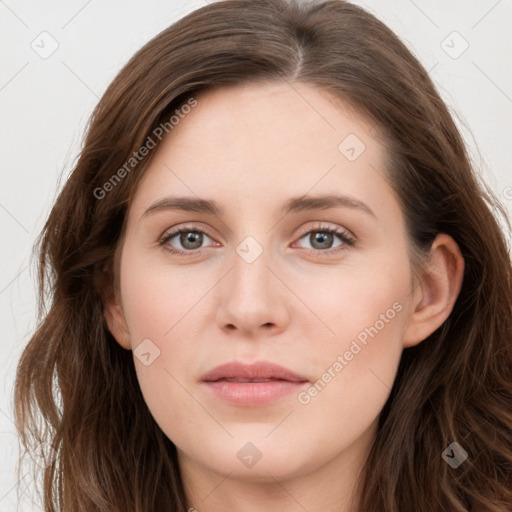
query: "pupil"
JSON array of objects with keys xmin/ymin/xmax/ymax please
[{"xmin": 313, "ymin": 232, "xmax": 332, "ymax": 249}]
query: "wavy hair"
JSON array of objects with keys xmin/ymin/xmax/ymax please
[{"xmin": 14, "ymin": 0, "xmax": 512, "ymax": 510}]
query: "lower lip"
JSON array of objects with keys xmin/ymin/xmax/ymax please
[{"xmin": 203, "ymin": 380, "xmax": 308, "ymax": 407}]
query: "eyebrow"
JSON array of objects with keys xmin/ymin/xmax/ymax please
[{"xmin": 141, "ymin": 193, "xmax": 376, "ymax": 219}]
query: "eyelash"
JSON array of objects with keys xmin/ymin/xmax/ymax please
[{"xmin": 158, "ymin": 223, "xmax": 355, "ymax": 257}]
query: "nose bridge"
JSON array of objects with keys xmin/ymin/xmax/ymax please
[
  {"xmin": 216, "ymin": 232, "xmax": 288, "ymax": 333},
  {"xmin": 231, "ymin": 233, "xmax": 278, "ymax": 300}
]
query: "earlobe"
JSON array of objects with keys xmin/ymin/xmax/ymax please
[
  {"xmin": 403, "ymin": 234, "xmax": 465, "ymax": 348},
  {"xmin": 103, "ymin": 293, "xmax": 131, "ymax": 350}
]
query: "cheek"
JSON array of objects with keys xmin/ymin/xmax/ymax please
[
  {"xmin": 119, "ymin": 247, "xmax": 213, "ymax": 344},
  {"xmin": 285, "ymin": 302, "xmax": 405, "ymax": 470},
  {"xmin": 292, "ymin": 254, "xmax": 409, "ymax": 429},
  {"xmin": 117, "ymin": 247, "xmax": 215, "ymax": 434},
  {"xmin": 295, "ymin": 251, "xmax": 409, "ymax": 362},
  {"xmin": 298, "ymin": 308, "xmax": 405, "ymax": 420}
]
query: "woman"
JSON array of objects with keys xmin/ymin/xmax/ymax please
[{"xmin": 14, "ymin": 0, "xmax": 512, "ymax": 510}]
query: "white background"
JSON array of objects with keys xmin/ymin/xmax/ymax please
[{"xmin": 1, "ymin": 0, "xmax": 511, "ymax": 509}]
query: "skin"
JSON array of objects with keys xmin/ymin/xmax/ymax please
[{"xmin": 104, "ymin": 81, "xmax": 464, "ymax": 512}]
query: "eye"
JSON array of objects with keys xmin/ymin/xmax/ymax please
[
  {"xmin": 159, "ymin": 225, "xmax": 217, "ymax": 256},
  {"xmin": 159, "ymin": 223, "xmax": 355, "ymax": 257},
  {"xmin": 292, "ymin": 224, "xmax": 355, "ymax": 255}
]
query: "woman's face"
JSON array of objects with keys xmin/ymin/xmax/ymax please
[{"xmin": 108, "ymin": 82, "xmax": 421, "ymax": 486}]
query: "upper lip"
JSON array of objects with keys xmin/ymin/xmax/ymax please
[{"xmin": 201, "ymin": 361, "xmax": 308, "ymax": 383}]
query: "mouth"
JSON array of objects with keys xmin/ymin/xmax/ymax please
[
  {"xmin": 201, "ymin": 360, "xmax": 308, "ymax": 383},
  {"xmin": 201, "ymin": 361, "xmax": 309, "ymax": 407},
  {"xmin": 210, "ymin": 377, "xmax": 296, "ymax": 383}
]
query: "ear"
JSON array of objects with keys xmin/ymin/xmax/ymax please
[
  {"xmin": 103, "ymin": 291, "xmax": 131, "ymax": 350},
  {"xmin": 403, "ymin": 233, "xmax": 465, "ymax": 348}
]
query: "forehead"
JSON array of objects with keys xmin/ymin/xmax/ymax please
[
  {"xmin": 169, "ymin": 81, "xmax": 378, "ymax": 156},
  {"xmin": 129, "ymin": 81, "xmax": 393, "ymax": 220}
]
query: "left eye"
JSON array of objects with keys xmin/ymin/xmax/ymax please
[{"xmin": 294, "ymin": 228, "xmax": 354, "ymax": 252}]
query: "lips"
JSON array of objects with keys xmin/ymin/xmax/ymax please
[
  {"xmin": 201, "ymin": 361, "xmax": 309, "ymax": 407},
  {"xmin": 201, "ymin": 361, "xmax": 308, "ymax": 383}
]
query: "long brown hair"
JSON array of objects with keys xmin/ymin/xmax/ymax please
[{"xmin": 14, "ymin": 0, "xmax": 512, "ymax": 510}]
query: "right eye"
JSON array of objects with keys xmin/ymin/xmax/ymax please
[{"xmin": 159, "ymin": 225, "xmax": 218, "ymax": 256}]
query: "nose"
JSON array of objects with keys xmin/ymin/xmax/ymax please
[{"xmin": 215, "ymin": 247, "xmax": 291, "ymax": 338}]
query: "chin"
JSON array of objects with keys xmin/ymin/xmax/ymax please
[{"xmin": 179, "ymin": 433, "xmax": 321, "ymax": 482}]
